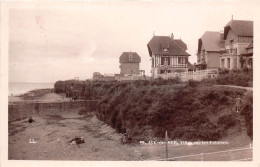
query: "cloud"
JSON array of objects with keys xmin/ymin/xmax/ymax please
[{"xmin": 8, "ymin": 2, "xmax": 257, "ymax": 83}]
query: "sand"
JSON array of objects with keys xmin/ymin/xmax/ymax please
[
  {"xmin": 37, "ymin": 93, "xmax": 70, "ymax": 102},
  {"xmin": 8, "ymin": 96, "xmax": 25, "ymax": 103}
]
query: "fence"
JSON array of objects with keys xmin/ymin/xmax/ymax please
[
  {"xmin": 155, "ymin": 69, "xmax": 219, "ymax": 81},
  {"xmin": 8, "ymin": 100, "xmax": 98, "ymax": 122}
]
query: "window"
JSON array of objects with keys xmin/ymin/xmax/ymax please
[
  {"xmin": 221, "ymin": 59, "xmax": 225, "ymax": 68},
  {"xmin": 161, "ymin": 57, "xmax": 170, "ymax": 65},
  {"xmin": 227, "ymin": 58, "xmax": 230, "ymax": 69},
  {"xmin": 248, "ymin": 58, "xmax": 253, "ymax": 69},
  {"xmin": 178, "ymin": 57, "xmax": 185, "ymax": 64},
  {"xmin": 129, "ymin": 55, "xmax": 133, "ymax": 62},
  {"xmin": 163, "ymin": 48, "xmax": 169, "ymax": 52},
  {"xmin": 230, "ymin": 40, "xmax": 234, "ymax": 49}
]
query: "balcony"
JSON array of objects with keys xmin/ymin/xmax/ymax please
[
  {"xmin": 157, "ymin": 64, "xmax": 188, "ymax": 68},
  {"xmin": 221, "ymin": 48, "xmax": 237, "ymax": 57},
  {"xmin": 222, "ymin": 52, "xmax": 237, "ymax": 57}
]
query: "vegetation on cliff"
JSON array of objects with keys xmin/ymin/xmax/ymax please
[
  {"xmin": 54, "ymin": 70, "xmax": 253, "ymax": 142},
  {"xmin": 203, "ymin": 68, "xmax": 253, "ymax": 87},
  {"xmin": 93, "ymin": 80, "xmax": 252, "ymax": 141}
]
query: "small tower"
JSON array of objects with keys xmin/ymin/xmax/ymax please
[{"xmin": 119, "ymin": 52, "xmax": 141, "ymax": 75}]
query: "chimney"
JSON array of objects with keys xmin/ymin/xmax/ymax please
[{"xmin": 171, "ymin": 33, "xmax": 174, "ymax": 39}]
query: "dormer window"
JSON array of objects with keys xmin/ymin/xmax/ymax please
[
  {"xmin": 163, "ymin": 48, "xmax": 169, "ymax": 52},
  {"xmin": 129, "ymin": 54, "xmax": 133, "ymax": 61},
  {"xmin": 230, "ymin": 40, "xmax": 234, "ymax": 48}
]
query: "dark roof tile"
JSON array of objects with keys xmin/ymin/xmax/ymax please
[
  {"xmin": 224, "ymin": 20, "xmax": 253, "ymax": 39},
  {"xmin": 147, "ymin": 36, "xmax": 190, "ymax": 56},
  {"xmin": 199, "ymin": 31, "xmax": 222, "ymax": 52},
  {"xmin": 175, "ymin": 39, "xmax": 187, "ymax": 50},
  {"xmin": 119, "ymin": 52, "xmax": 141, "ymax": 63}
]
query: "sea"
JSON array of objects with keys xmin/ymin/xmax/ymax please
[{"xmin": 9, "ymin": 82, "xmax": 54, "ymax": 96}]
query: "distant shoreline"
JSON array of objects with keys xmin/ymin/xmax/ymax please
[
  {"xmin": 9, "ymin": 82, "xmax": 54, "ymax": 96},
  {"xmin": 9, "ymin": 82, "xmax": 54, "ymax": 84},
  {"xmin": 9, "ymin": 88, "xmax": 54, "ymax": 103}
]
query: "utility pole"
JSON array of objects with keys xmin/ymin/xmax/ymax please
[{"xmin": 165, "ymin": 131, "xmax": 168, "ymax": 159}]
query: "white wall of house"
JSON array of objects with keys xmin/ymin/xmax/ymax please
[{"xmin": 205, "ymin": 52, "xmax": 220, "ymax": 69}]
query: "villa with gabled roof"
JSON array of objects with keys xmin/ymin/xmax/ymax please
[
  {"xmin": 147, "ymin": 33, "xmax": 190, "ymax": 77},
  {"xmin": 220, "ymin": 19, "xmax": 253, "ymax": 69},
  {"xmin": 196, "ymin": 31, "xmax": 224, "ymax": 70}
]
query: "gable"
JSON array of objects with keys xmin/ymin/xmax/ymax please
[
  {"xmin": 198, "ymin": 31, "xmax": 221, "ymax": 52},
  {"xmin": 224, "ymin": 20, "xmax": 253, "ymax": 39}
]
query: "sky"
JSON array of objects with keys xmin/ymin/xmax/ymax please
[{"xmin": 8, "ymin": 1, "xmax": 257, "ymax": 83}]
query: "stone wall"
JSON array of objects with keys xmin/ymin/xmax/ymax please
[{"xmin": 8, "ymin": 100, "xmax": 98, "ymax": 122}]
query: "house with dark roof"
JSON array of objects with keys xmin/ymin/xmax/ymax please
[
  {"xmin": 119, "ymin": 52, "xmax": 142, "ymax": 75},
  {"xmin": 220, "ymin": 20, "xmax": 253, "ymax": 69},
  {"xmin": 196, "ymin": 31, "xmax": 224, "ymax": 70},
  {"xmin": 147, "ymin": 34, "xmax": 190, "ymax": 77}
]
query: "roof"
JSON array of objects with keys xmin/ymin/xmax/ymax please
[
  {"xmin": 224, "ymin": 20, "xmax": 253, "ymax": 39},
  {"xmin": 198, "ymin": 31, "xmax": 222, "ymax": 52},
  {"xmin": 119, "ymin": 52, "xmax": 141, "ymax": 63},
  {"xmin": 93, "ymin": 72, "xmax": 102, "ymax": 77},
  {"xmin": 147, "ymin": 36, "xmax": 190, "ymax": 57},
  {"xmin": 175, "ymin": 39, "xmax": 187, "ymax": 50}
]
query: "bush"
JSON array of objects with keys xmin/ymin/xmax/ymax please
[
  {"xmin": 55, "ymin": 74, "xmax": 251, "ymax": 141},
  {"xmin": 240, "ymin": 91, "xmax": 253, "ymax": 139},
  {"xmin": 188, "ymin": 79, "xmax": 199, "ymax": 87},
  {"xmin": 78, "ymin": 109, "xmax": 87, "ymax": 115},
  {"xmin": 217, "ymin": 114, "xmax": 239, "ymax": 129}
]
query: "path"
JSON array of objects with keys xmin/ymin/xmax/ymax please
[{"xmin": 215, "ymin": 85, "xmax": 253, "ymax": 91}]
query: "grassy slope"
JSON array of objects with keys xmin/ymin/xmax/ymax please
[
  {"xmin": 203, "ymin": 69, "xmax": 253, "ymax": 87},
  {"xmin": 54, "ymin": 69, "xmax": 253, "ymax": 142},
  {"xmin": 90, "ymin": 79, "xmax": 252, "ymax": 142}
]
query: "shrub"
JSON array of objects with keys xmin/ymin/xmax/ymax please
[
  {"xmin": 240, "ymin": 91, "xmax": 253, "ymax": 139},
  {"xmin": 78, "ymin": 109, "xmax": 87, "ymax": 115},
  {"xmin": 56, "ymin": 74, "xmax": 251, "ymax": 141},
  {"xmin": 217, "ymin": 114, "xmax": 239, "ymax": 129},
  {"xmin": 187, "ymin": 79, "xmax": 199, "ymax": 87}
]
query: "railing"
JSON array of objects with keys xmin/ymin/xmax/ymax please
[
  {"xmin": 155, "ymin": 69, "xmax": 219, "ymax": 81},
  {"xmin": 156, "ymin": 64, "xmax": 188, "ymax": 68},
  {"xmin": 222, "ymin": 53, "xmax": 237, "ymax": 57}
]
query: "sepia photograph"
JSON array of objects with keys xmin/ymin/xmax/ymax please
[{"xmin": 1, "ymin": 0, "xmax": 259, "ymax": 165}]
